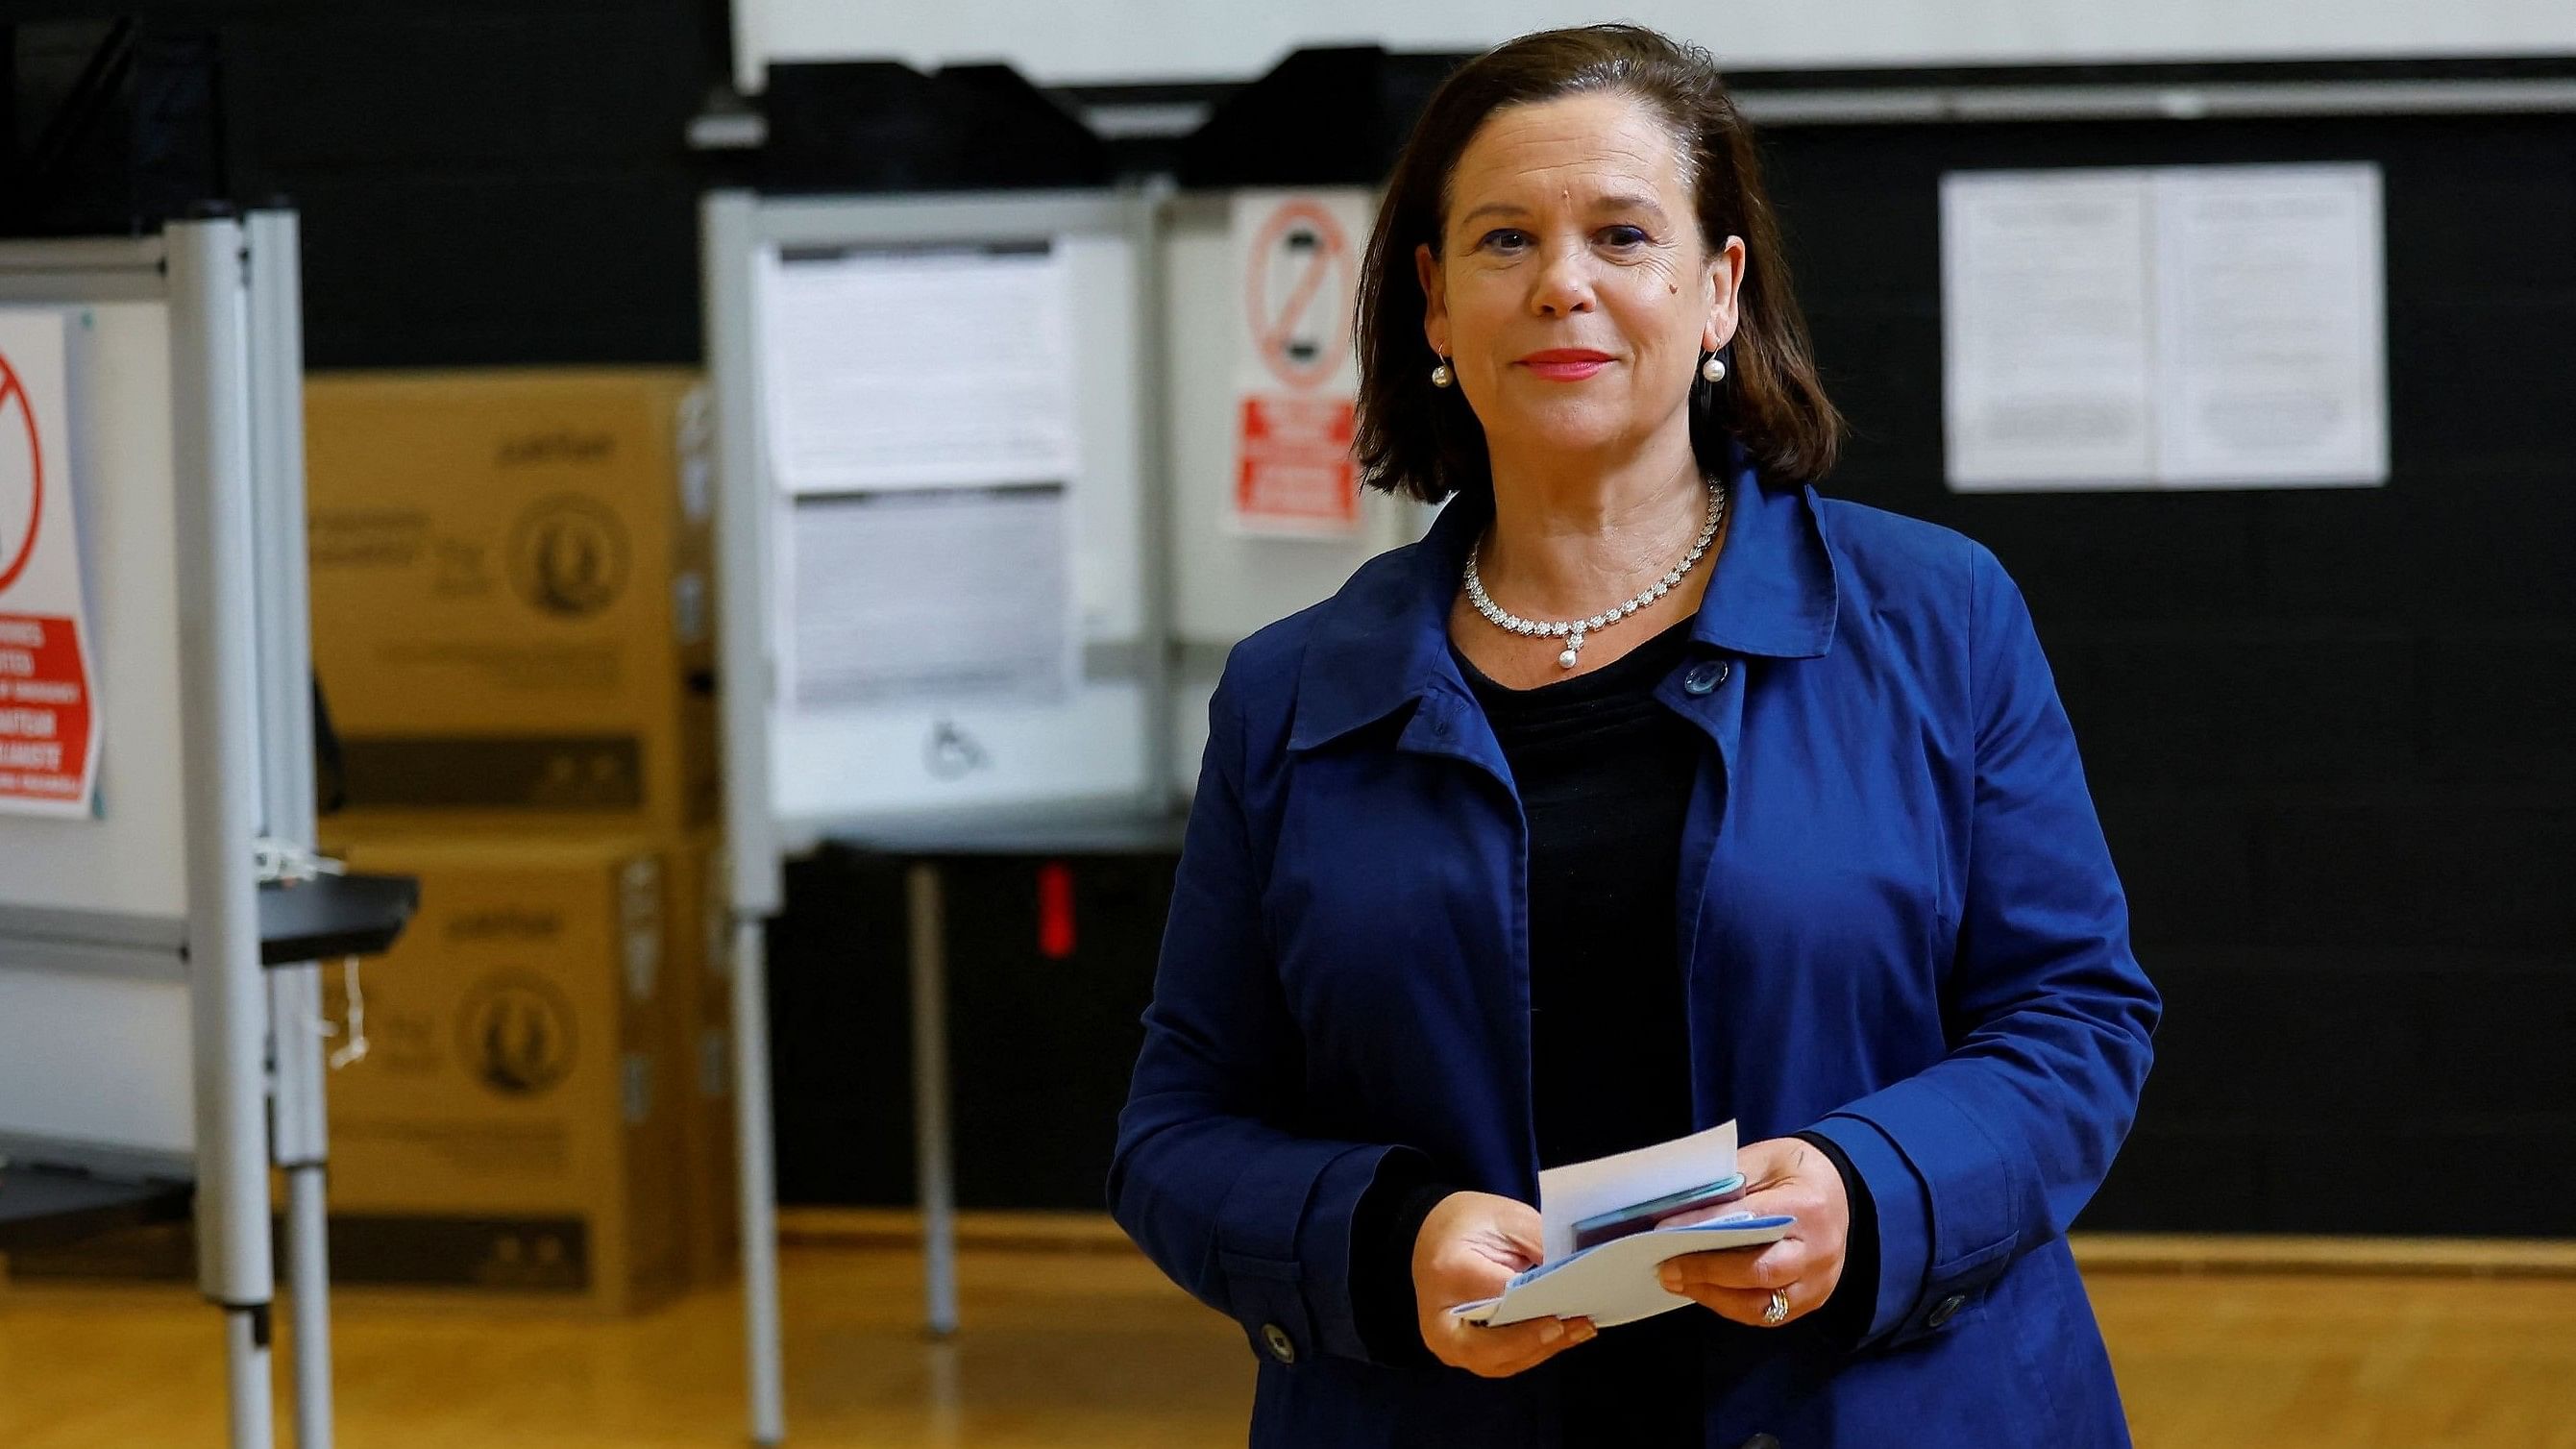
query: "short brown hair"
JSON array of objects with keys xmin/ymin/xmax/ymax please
[{"xmin": 1353, "ymin": 24, "xmax": 1845, "ymax": 503}]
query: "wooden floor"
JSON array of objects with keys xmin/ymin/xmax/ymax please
[{"xmin": 4, "ymin": 1241, "xmax": 2574, "ymax": 1448}]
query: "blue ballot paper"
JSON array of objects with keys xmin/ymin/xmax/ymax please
[{"xmin": 1449, "ymin": 1120, "xmax": 1798, "ymax": 1329}]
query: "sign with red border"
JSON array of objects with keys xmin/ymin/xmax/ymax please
[
  {"xmin": 0, "ymin": 311, "xmax": 100, "ymax": 817},
  {"xmin": 1230, "ymin": 190, "xmax": 1370, "ymax": 536}
]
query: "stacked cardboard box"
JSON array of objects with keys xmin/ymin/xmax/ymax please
[
  {"xmin": 315, "ymin": 835, "xmax": 687, "ymax": 1314},
  {"xmin": 4, "ymin": 371, "xmax": 740, "ymax": 1308},
  {"xmin": 303, "ymin": 369, "xmax": 719, "ymax": 835},
  {"xmin": 307, "ymin": 371, "xmax": 736, "ymax": 1304}
]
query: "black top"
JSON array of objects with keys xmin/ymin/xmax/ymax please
[
  {"xmin": 1463, "ymin": 616, "xmax": 1706, "ymax": 1440},
  {"xmin": 1348, "ymin": 617, "xmax": 1879, "ymax": 1441},
  {"xmin": 1475, "ymin": 620, "xmax": 1705, "ymax": 1170}
]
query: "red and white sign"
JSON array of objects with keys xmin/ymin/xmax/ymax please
[
  {"xmin": 1230, "ymin": 189, "xmax": 1370, "ymax": 536},
  {"xmin": 0, "ymin": 311, "xmax": 99, "ymax": 818}
]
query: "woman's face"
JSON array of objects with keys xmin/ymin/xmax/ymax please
[{"xmin": 1417, "ymin": 91, "xmax": 1744, "ymax": 469}]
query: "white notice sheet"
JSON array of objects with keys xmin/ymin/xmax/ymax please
[
  {"xmin": 1941, "ymin": 169, "xmax": 2158, "ymax": 491},
  {"xmin": 1537, "ymin": 1121, "xmax": 1743, "ymax": 1264},
  {"xmin": 758, "ymin": 244, "xmax": 1078, "ymax": 493},
  {"xmin": 785, "ymin": 485, "xmax": 1075, "ymax": 710},
  {"xmin": 2153, "ymin": 164, "xmax": 2388, "ymax": 487},
  {"xmin": 1942, "ymin": 162, "xmax": 2388, "ymax": 493}
]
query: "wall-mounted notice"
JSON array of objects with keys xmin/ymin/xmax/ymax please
[
  {"xmin": 1939, "ymin": 170, "xmax": 2157, "ymax": 489},
  {"xmin": 0, "ymin": 310, "xmax": 100, "ymax": 818},
  {"xmin": 1942, "ymin": 163, "xmax": 2386, "ymax": 493},
  {"xmin": 1231, "ymin": 189, "xmax": 1370, "ymax": 536},
  {"xmin": 2151, "ymin": 166, "xmax": 2388, "ymax": 488}
]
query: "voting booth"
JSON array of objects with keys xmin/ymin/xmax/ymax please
[
  {"xmin": 695, "ymin": 54, "xmax": 1460, "ymax": 1442},
  {"xmin": 703, "ymin": 178, "xmax": 1171, "ymax": 1448},
  {"xmin": 0, "ymin": 210, "xmax": 414, "ymax": 1449}
]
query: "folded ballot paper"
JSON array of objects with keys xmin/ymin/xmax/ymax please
[{"xmin": 1450, "ymin": 1121, "xmax": 1795, "ymax": 1329}]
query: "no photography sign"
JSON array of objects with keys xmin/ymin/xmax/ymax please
[
  {"xmin": 0, "ymin": 310, "xmax": 99, "ymax": 817},
  {"xmin": 1229, "ymin": 189, "xmax": 1370, "ymax": 535},
  {"xmin": 1244, "ymin": 197, "xmax": 1356, "ymax": 393}
]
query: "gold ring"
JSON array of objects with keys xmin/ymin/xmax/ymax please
[{"xmin": 1762, "ymin": 1289, "xmax": 1790, "ymax": 1326}]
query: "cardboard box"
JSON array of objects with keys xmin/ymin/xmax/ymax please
[
  {"xmin": 313, "ymin": 832, "xmax": 690, "ymax": 1314},
  {"xmin": 306, "ymin": 369, "xmax": 718, "ymax": 834},
  {"xmin": 668, "ymin": 828, "xmax": 740, "ymax": 1285},
  {"xmin": 4, "ymin": 832, "xmax": 692, "ymax": 1312}
]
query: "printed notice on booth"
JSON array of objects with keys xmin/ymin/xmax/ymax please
[
  {"xmin": 0, "ymin": 309, "xmax": 101, "ymax": 818},
  {"xmin": 757, "ymin": 243, "xmax": 1080, "ymax": 494},
  {"xmin": 783, "ymin": 486, "xmax": 1074, "ymax": 710},
  {"xmin": 754, "ymin": 241, "xmax": 1084, "ymax": 714}
]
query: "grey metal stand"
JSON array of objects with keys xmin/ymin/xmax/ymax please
[
  {"xmin": 272, "ymin": 969, "xmax": 335, "ymax": 1448},
  {"xmin": 841, "ymin": 812, "xmax": 1188, "ymax": 1342},
  {"xmin": 706, "ymin": 186, "xmax": 790, "ymax": 1445},
  {"xmin": 168, "ymin": 209, "xmax": 282, "ymax": 1449},
  {"xmin": 245, "ymin": 203, "xmax": 339, "ymax": 1449},
  {"xmin": 731, "ymin": 916, "xmax": 788, "ymax": 1446},
  {"xmin": 904, "ymin": 864, "xmax": 958, "ymax": 1338},
  {"xmin": 0, "ymin": 209, "xmax": 335, "ymax": 1449}
]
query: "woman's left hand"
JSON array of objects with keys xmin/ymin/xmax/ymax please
[{"xmin": 1655, "ymin": 1136, "xmax": 1850, "ymax": 1328}]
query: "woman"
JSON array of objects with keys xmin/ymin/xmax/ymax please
[{"xmin": 1112, "ymin": 24, "xmax": 2158, "ymax": 1448}]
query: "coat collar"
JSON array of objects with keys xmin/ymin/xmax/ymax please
[{"xmin": 1288, "ymin": 435, "xmax": 1841, "ymax": 752}]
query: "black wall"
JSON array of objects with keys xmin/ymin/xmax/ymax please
[
  {"xmin": 61, "ymin": 13, "xmax": 2562, "ymax": 1232},
  {"xmin": 218, "ymin": 0, "xmax": 724, "ymax": 366},
  {"xmin": 1762, "ymin": 110, "xmax": 2576, "ymax": 1234},
  {"xmin": 772, "ymin": 107, "xmax": 2576, "ymax": 1237},
  {"xmin": 767, "ymin": 849, "xmax": 1173, "ymax": 1213}
]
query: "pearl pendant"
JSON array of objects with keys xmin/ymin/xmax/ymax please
[
  {"xmin": 1558, "ymin": 631, "xmax": 1583, "ymax": 669},
  {"xmin": 1558, "ymin": 649, "xmax": 1579, "ymax": 669}
]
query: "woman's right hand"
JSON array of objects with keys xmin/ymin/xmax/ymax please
[{"xmin": 1411, "ymin": 1191, "xmax": 1596, "ymax": 1376}]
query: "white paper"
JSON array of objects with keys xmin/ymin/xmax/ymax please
[
  {"xmin": 1943, "ymin": 162, "xmax": 2388, "ymax": 493},
  {"xmin": 2153, "ymin": 164, "xmax": 2388, "ymax": 487},
  {"xmin": 1537, "ymin": 1120, "xmax": 1740, "ymax": 1264},
  {"xmin": 1941, "ymin": 169, "xmax": 2158, "ymax": 490},
  {"xmin": 758, "ymin": 244, "xmax": 1078, "ymax": 493},
  {"xmin": 1445, "ymin": 1121, "xmax": 1794, "ymax": 1329},
  {"xmin": 1450, "ymin": 1215, "xmax": 1796, "ymax": 1329},
  {"xmin": 783, "ymin": 485, "xmax": 1074, "ymax": 710}
]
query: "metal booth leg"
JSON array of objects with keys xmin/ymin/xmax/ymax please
[{"xmin": 905, "ymin": 863, "xmax": 959, "ymax": 1338}]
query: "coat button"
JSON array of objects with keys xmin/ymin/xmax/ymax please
[
  {"xmin": 1738, "ymin": 1436, "xmax": 1781, "ymax": 1449},
  {"xmin": 1682, "ymin": 660, "xmax": 1730, "ymax": 696},
  {"xmin": 1928, "ymin": 1293, "xmax": 1967, "ymax": 1328},
  {"xmin": 1261, "ymin": 1322, "xmax": 1297, "ymax": 1363}
]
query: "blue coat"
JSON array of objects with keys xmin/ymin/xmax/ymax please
[{"xmin": 1111, "ymin": 441, "xmax": 2161, "ymax": 1448}]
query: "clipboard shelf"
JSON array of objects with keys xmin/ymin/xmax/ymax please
[
  {"xmin": 257, "ymin": 872, "xmax": 419, "ymax": 968},
  {"xmin": 0, "ymin": 1162, "xmax": 193, "ymax": 1256},
  {"xmin": 0, "ymin": 865, "xmax": 417, "ymax": 1259}
]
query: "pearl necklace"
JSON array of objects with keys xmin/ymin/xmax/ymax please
[{"xmin": 1462, "ymin": 482, "xmax": 1729, "ymax": 670}]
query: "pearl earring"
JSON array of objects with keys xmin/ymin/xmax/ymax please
[
  {"xmin": 1702, "ymin": 354, "xmax": 1728, "ymax": 383},
  {"xmin": 1431, "ymin": 360, "xmax": 1454, "ymax": 388}
]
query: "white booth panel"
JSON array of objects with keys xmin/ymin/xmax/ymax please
[
  {"xmin": 0, "ymin": 969, "xmax": 193, "ymax": 1158},
  {"xmin": 1161, "ymin": 197, "xmax": 1431, "ymax": 651},
  {"xmin": 0, "ymin": 304, "xmax": 187, "ymax": 921}
]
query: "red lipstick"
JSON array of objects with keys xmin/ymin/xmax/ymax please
[{"xmin": 1517, "ymin": 348, "xmax": 1612, "ymax": 381}]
